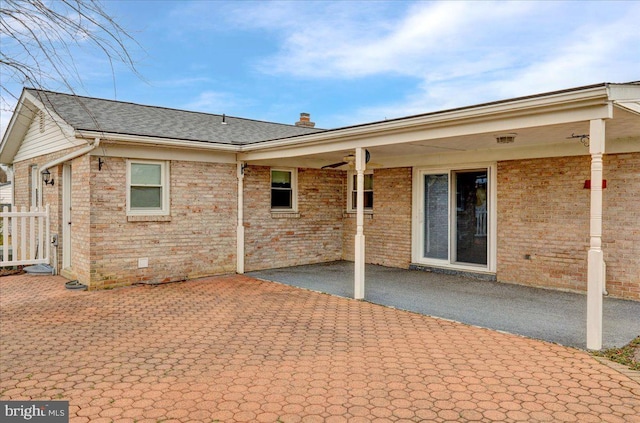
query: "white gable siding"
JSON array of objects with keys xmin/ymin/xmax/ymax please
[{"xmin": 13, "ymin": 111, "xmax": 83, "ymax": 162}]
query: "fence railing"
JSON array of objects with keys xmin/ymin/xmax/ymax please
[
  {"xmin": 475, "ymin": 206, "xmax": 487, "ymax": 237},
  {"xmin": 1, "ymin": 205, "xmax": 50, "ymax": 267}
]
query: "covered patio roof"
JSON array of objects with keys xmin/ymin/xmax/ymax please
[{"xmin": 238, "ymin": 82, "xmax": 640, "ymax": 169}]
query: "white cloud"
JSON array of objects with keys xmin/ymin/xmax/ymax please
[
  {"xmin": 494, "ymin": 15, "xmax": 640, "ymax": 98},
  {"xmin": 250, "ymin": 0, "xmax": 640, "ymax": 126},
  {"xmin": 245, "ymin": 1, "xmax": 538, "ymax": 79},
  {"xmin": 5, "ymin": 0, "xmax": 638, "ymax": 135}
]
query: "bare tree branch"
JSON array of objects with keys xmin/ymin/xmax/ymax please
[{"xmin": 1, "ymin": 0, "xmax": 141, "ymax": 107}]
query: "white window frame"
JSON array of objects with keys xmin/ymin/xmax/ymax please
[
  {"xmin": 347, "ymin": 170, "xmax": 374, "ymax": 213},
  {"xmin": 126, "ymin": 159, "xmax": 170, "ymax": 216},
  {"xmin": 412, "ymin": 162, "xmax": 497, "ymax": 274},
  {"xmin": 270, "ymin": 168, "xmax": 297, "ymax": 212}
]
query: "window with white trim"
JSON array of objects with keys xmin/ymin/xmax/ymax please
[
  {"xmin": 271, "ymin": 168, "xmax": 297, "ymax": 211},
  {"xmin": 347, "ymin": 170, "xmax": 373, "ymax": 212},
  {"xmin": 127, "ymin": 160, "xmax": 170, "ymax": 215}
]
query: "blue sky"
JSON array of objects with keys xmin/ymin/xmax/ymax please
[{"xmin": 2, "ymin": 0, "xmax": 640, "ymax": 134}]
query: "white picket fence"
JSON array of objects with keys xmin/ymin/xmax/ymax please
[
  {"xmin": 1, "ymin": 205, "xmax": 50, "ymax": 267},
  {"xmin": 475, "ymin": 206, "xmax": 487, "ymax": 237}
]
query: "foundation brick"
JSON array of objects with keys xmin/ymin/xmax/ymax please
[{"xmin": 88, "ymin": 158, "xmax": 237, "ymax": 289}]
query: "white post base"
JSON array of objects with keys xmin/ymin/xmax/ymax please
[
  {"xmin": 236, "ymin": 225, "xmax": 245, "ymax": 274},
  {"xmin": 586, "ymin": 249, "xmax": 604, "ymax": 350},
  {"xmin": 355, "ymin": 234, "xmax": 365, "ymax": 300}
]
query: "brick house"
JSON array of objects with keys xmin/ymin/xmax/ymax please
[{"xmin": 1, "ymin": 83, "xmax": 639, "ymax": 349}]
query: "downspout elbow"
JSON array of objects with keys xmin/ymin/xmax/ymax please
[{"xmin": 39, "ymin": 137, "xmax": 101, "ymax": 175}]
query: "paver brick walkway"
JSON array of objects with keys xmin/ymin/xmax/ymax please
[{"xmin": 1, "ymin": 274, "xmax": 639, "ymax": 422}]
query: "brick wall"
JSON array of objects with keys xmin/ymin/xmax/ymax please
[
  {"xmin": 498, "ymin": 156, "xmax": 591, "ymax": 292},
  {"xmin": 13, "ymin": 150, "xmax": 637, "ymax": 299},
  {"xmin": 12, "ymin": 160, "xmax": 38, "ymax": 209},
  {"xmin": 497, "ymin": 153, "xmax": 640, "ymax": 300},
  {"xmin": 601, "ymin": 153, "xmax": 640, "ymax": 299},
  {"xmin": 88, "ymin": 158, "xmax": 238, "ymax": 289},
  {"xmin": 342, "ymin": 167, "xmax": 412, "ymax": 268},
  {"xmin": 71, "ymin": 154, "xmax": 91, "ymax": 283},
  {"xmin": 243, "ymin": 166, "xmax": 343, "ymax": 271}
]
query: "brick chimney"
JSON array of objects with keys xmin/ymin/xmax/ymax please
[{"xmin": 295, "ymin": 112, "xmax": 315, "ymax": 128}]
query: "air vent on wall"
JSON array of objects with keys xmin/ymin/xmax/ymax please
[{"xmin": 495, "ymin": 133, "xmax": 516, "ymax": 144}]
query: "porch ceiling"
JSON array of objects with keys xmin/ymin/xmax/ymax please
[{"xmin": 249, "ymin": 106, "xmax": 639, "ymax": 169}]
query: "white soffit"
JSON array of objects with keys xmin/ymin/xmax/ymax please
[
  {"xmin": 239, "ymin": 87, "xmax": 613, "ymax": 161},
  {"xmin": 250, "ymin": 101, "xmax": 639, "ymax": 168},
  {"xmin": 615, "ymin": 102, "xmax": 640, "ymax": 115}
]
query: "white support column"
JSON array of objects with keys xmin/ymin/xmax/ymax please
[
  {"xmin": 587, "ymin": 119, "xmax": 605, "ymax": 350},
  {"xmin": 236, "ymin": 162, "xmax": 245, "ymax": 274},
  {"xmin": 354, "ymin": 148, "xmax": 366, "ymax": 300}
]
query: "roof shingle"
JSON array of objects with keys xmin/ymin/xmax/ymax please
[{"xmin": 27, "ymin": 89, "xmax": 323, "ymax": 145}]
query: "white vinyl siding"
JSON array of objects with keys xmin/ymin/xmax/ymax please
[{"xmin": 13, "ymin": 110, "xmax": 84, "ymax": 163}]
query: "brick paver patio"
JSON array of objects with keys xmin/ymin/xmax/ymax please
[{"xmin": 1, "ymin": 274, "xmax": 639, "ymax": 422}]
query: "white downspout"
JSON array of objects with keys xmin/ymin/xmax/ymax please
[
  {"xmin": 354, "ymin": 147, "xmax": 366, "ymax": 299},
  {"xmin": 586, "ymin": 119, "xmax": 605, "ymax": 350},
  {"xmin": 39, "ymin": 138, "xmax": 101, "ymax": 174},
  {"xmin": 9, "ymin": 166, "xmax": 15, "ymax": 207},
  {"xmin": 236, "ymin": 161, "xmax": 245, "ymax": 274}
]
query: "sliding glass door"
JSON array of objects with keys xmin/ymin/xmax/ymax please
[
  {"xmin": 417, "ymin": 166, "xmax": 493, "ymax": 271},
  {"xmin": 424, "ymin": 174, "xmax": 449, "ymax": 260},
  {"xmin": 454, "ymin": 170, "xmax": 487, "ymax": 266}
]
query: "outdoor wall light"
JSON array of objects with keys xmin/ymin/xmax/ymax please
[
  {"xmin": 567, "ymin": 133, "xmax": 590, "ymax": 147},
  {"xmin": 42, "ymin": 169, "xmax": 55, "ymax": 186}
]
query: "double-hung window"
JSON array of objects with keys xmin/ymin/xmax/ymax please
[
  {"xmin": 271, "ymin": 168, "xmax": 297, "ymax": 211},
  {"xmin": 347, "ymin": 171, "xmax": 373, "ymax": 212},
  {"xmin": 127, "ymin": 160, "xmax": 169, "ymax": 215}
]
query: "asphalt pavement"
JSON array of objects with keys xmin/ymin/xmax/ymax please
[{"xmin": 249, "ymin": 261, "xmax": 640, "ymax": 349}]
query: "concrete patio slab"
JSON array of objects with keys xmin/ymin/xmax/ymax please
[
  {"xmin": 1, "ymin": 273, "xmax": 639, "ymax": 422},
  {"xmin": 249, "ymin": 261, "xmax": 640, "ymax": 350}
]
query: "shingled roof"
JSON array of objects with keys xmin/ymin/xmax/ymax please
[{"xmin": 27, "ymin": 89, "xmax": 324, "ymax": 145}]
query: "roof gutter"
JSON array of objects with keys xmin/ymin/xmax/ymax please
[
  {"xmin": 40, "ymin": 137, "xmax": 101, "ymax": 173},
  {"xmin": 75, "ymin": 131, "xmax": 239, "ymax": 152},
  {"xmin": 238, "ymin": 85, "xmax": 612, "ymax": 153}
]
